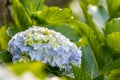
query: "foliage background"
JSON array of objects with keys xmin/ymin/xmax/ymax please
[{"xmin": 1, "ymin": 0, "xmax": 120, "ymax": 80}]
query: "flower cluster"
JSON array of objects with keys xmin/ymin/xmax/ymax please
[{"xmin": 8, "ymin": 26, "xmax": 82, "ymax": 72}]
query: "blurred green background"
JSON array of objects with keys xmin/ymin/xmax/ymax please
[
  {"xmin": 1, "ymin": 0, "xmax": 120, "ymax": 80},
  {"xmin": 0, "ymin": 0, "xmax": 73, "ymax": 27}
]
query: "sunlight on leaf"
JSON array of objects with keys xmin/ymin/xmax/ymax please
[
  {"xmin": 0, "ymin": 26, "xmax": 10, "ymax": 50},
  {"xmin": 107, "ymin": 0, "xmax": 120, "ymax": 19},
  {"xmin": 104, "ymin": 18, "xmax": 120, "ymax": 36},
  {"xmin": 80, "ymin": 0, "xmax": 98, "ymax": 6},
  {"xmin": 31, "ymin": 7, "xmax": 73, "ymax": 25},
  {"xmin": 80, "ymin": 2, "xmax": 105, "ymax": 45},
  {"xmin": 88, "ymin": 5, "xmax": 109, "ymax": 32},
  {"xmin": 10, "ymin": 0, "xmax": 32, "ymax": 30},
  {"xmin": 108, "ymin": 68, "xmax": 120, "ymax": 80},
  {"xmin": 107, "ymin": 32, "xmax": 120, "ymax": 52},
  {"xmin": 22, "ymin": 0, "xmax": 44, "ymax": 15},
  {"xmin": 76, "ymin": 36, "xmax": 88, "ymax": 47},
  {"xmin": 9, "ymin": 62, "xmax": 46, "ymax": 79}
]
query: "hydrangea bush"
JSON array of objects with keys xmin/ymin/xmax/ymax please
[
  {"xmin": 1, "ymin": 0, "xmax": 120, "ymax": 80},
  {"xmin": 8, "ymin": 26, "xmax": 82, "ymax": 73}
]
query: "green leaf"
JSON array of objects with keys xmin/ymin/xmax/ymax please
[
  {"xmin": 10, "ymin": 0, "xmax": 32, "ymax": 29},
  {"xmin": 31, "ymin": 7, "xmax": 73, "ymax": 25},
  {"xmin": 80, "ymin": 3, "xmax": 96, "ymax": 31},
  {"xmin": 104, "ymin": 18, "xmax": 120, "ymax": 37},
  {"xmin": 93, "ymin": 75, "xmax": 109, "ymax": 80},
  {"xmin": 9, "ymin": 62, "xmax": 46, "ymax": 79},
  {"xmin": 108, "ymin": 68, "xmax": 120, "ymax": 80},
  {"xmin": 106, "ymin": 32, "xmax": 120, "ymax": 52},
  {"xmin": 80, "ymin": 3, "xmax": 105, "ymax": 45},
  {"xmin": 0, "ymin": 26, "xmax": 10, "ymax": 50},
  {"xmin": 81, "ymin": 45, "xmax": 99, "ymax": 79},
  {"xmin": 88, "ymin": 5, "xmax": 109, "ymax": 32},
  {"xmin": 80, "ymin": 0, "xmax": 98, "ymax": 5},
  {"xmin": 100, "ymin": 58, "xmax": 120, "ymax": 74},
  {"xmin": 47, "ymin": 24, "xmax": 81, "ymax": 42},
  {"xmin": 6, "ymin": 23, "xmax": 20, "ymax": 38},
  {"xmin": 72, "ymin": 65, "xmax": 91, "ymax": 80},
  {"xmin": 0, "ymin": 50, "xmax": 12, "ymax": 63},
  {"xmin": 22, "ymin": 0, "xmax": 44, "ymax": 15},
  {"xmin": 76, "ymin": 36, "xmax": 88, "ymax": 47},
  {"xmin": 107, "ymin": 0, "xmax": 120, "ymax": 19},
  {"xmin": 70, "ymin": 21, "xmax": 105, "ymax": 68}
]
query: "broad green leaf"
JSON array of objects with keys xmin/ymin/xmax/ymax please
[
  {"xmin": 22, "ymin": 0, "xmax": 44, "ymax": 15},
  {"xmin": 80, "ymin": 0, "xmax": 98, "ymax": 6},
  {"xmin": 9, "ymin": 62, "xmax": 46, "ymax": 79},
  {"xmin": 80, "ymin": 3, "xmax": 96, "ymax": 31},
  {"xmin": 10, "ymin": 0, "xmax": 32, "ymax": 29},
  {"xmin": 0, "ymin": 26, "xmax": 10, "ymax": 50},
  {"xmin": 81, "ymin": 45, "xmax": 99, "ymax": 79},
  {"xmin": 6, "ymin": 23, "xmax": 20, "ymax": 38},
  {"xmin": 88, "ymin": 5, "xmax": 109, "ymax": 32},
  {"xmin": 7, "ymin": 27, "xmax": 18, "ymax": 38},
  {"xmin": 80, "ymin": 3, "xmax": 105, "ymax": 45},
  {"xmin": 108, "ymin": 68, "xmax": 120, "ymax": 80},
  {"xmin": 93, "ymin": 75, "xmax": 109, "ymax": 80},
  {"xmin": 104, "ymin": 18, "xmax": 120, "ymax": 36},
  {"xmin": 107, "ymin": 0, "xmax": 120, "ymax": 19},
  {"xmin": 31, "ymin": 7, "xmax": 73, "ymax": 25},
  {"xmin": 100, "ymin": 58, "xmax": 120, "ymax": 74},
  {"xmin": 76, "ymin": 36, "xmax": 88, "ymax": 47},
  {"xmin": 0, "ymin": 50, "xmax": 12, "ymax": 63},
  {"xmin": 107, "ymin": 32, "xmax": 120, "ymax": 52},
  {"xmin": 70, "ymin": 21, "xmax": 105, "ymax": 68},
  {"xmin": 47, "ymin": 24, "xmax": 81, "ymax": 42},
  {"xmin": 72, "ymin": 65, "xmax": 91, "ymax": 80}
]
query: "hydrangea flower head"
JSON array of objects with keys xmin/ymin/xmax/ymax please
[{"xmin": 8, "ymin": 26, "xmax": 82, "ymax": 73}]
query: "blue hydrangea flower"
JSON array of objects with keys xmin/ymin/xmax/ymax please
[{"xmin": 8, "ymin": 26, "xmax": 82, "ymax": 73}]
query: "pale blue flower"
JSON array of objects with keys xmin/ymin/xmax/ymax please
[{"xmin": 8, "ymin": 26, "xmax": 82, "ymax": 74}]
